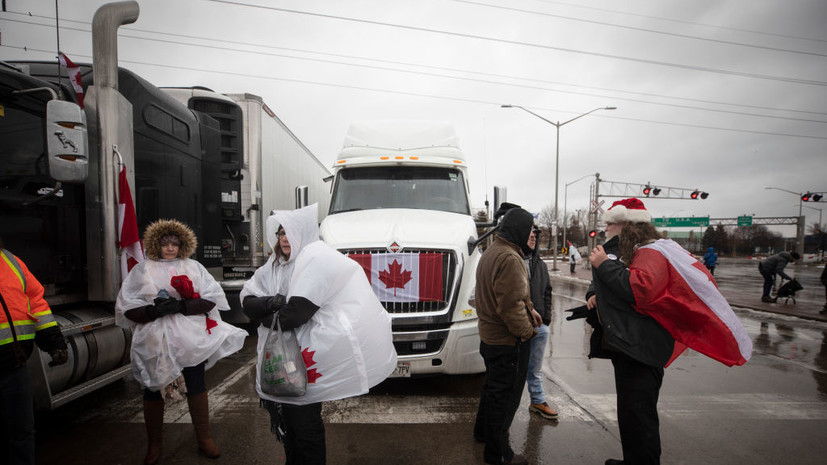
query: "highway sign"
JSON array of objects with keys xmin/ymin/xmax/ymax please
[
  {"xmin": 651, "ymin": 216, "xmax": 710, "ymax": 227},
  {"xmin": 737, "ymin": 216, "xmax": 753, "ymax": 227}
]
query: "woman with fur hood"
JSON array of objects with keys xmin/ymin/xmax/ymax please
[{"xmin": 116, "ymin": 219, "xmax": 247, "ymax": 465}]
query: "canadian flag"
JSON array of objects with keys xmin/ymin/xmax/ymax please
[
  {"xmin": 118, "ymin": 166, "xmax": 144, "ymax": 280},
  {"xmin": 349, "ymin": 253, "xmax": 443, "ymax": 303},
  {"xmin": 629, "ymin": 239, "xmax": 752, "ymax": 367},
  {"xmin": 57, "ymin": 52, "xmax": 84, "ymax": 109}
]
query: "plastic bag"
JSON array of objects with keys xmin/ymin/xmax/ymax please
[{"xmin": 259, "ymin": 313, "xmax": 306, "ymax": 397}]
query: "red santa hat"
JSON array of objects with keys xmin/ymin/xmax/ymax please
[{"xmin": 603, "ymin": 198, "xmax": 651, "ymax": 224}]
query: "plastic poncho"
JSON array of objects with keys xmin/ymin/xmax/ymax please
[
  {"xmin": 116, "ymin": 258, "xmax": 247, "ymax": 391},
  {"xmin": 241, "ymin": 203, "xmax": 397, "ymax": 405}
]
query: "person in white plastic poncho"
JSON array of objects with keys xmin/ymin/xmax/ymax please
[
  {"xmin": 116, "ymin": 219, "xmax": 247, "ymax": 464},
  {"xmin": 241, "ymin": 204, "xmax": 397, "ymax": 465}
]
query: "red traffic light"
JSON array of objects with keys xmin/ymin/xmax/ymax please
[
  {"xmin": 802, "ymin": 192, "xmax": 812, "ymax": 201},
  {"xmin": 588, "ymin": 230, "xmax": 598, "ymax": 238},
  {"xmin": 690, "ymin": 191, "xmax": 700, "ymax": 199},
  {"xmin": 643, "ymin": 185, "xmax": 652, "ymax": 196}
]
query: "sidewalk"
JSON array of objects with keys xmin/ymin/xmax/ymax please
[{"xmin": 549, "ymin": 261, "xmax": 827, "ymax": 324}]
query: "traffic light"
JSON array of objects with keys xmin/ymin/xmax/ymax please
[
  {"xmin": 814, "ymin": 193, "xmax": 823, "ymax": 201},
  {"xmin": 643, "ymin": 185, "xmax": 651, "ymax": 196},
  {"xmin": 802, "ymin": 192, "xmax": 811, "ymax": 201},
  {"xmin": 588, "ymin": 230, "xmax": 597, "ymax": 238},
  {"xmin": 653, "ymin": 187, "xmax": 661, "ymax": 196},
  {"xmin": 700, "ymin": 192, "xmax": 709, "ymax": 199},
  {"xmin": 690, "ymin": 191, "xmax": 699, "ymax": 199}
]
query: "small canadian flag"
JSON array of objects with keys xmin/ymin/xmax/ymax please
[
  {"xmin": 118, "ymin": 166, "xmax": 144, "ymax": 280},
  {"xmin": 57, "ymin": 52, "xmax": 84, "ymax": 108},
  {"xmin": 349, "ymin": 253, "xmax": 443, "ymax": 303}
]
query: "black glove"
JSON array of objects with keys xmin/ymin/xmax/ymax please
[
  {"xmin": 565, "ymin": 305, "xmax": 589, "ymax": 321},
  {"xmin": 269, "ymin": 294, "xmax": 287, "ymax": 313},
  {"xmin": 48, "ymin": 348, "xmax": 68, "ymax": 367},
  {"xmin": 154, "ymin": 297, "xmax": 183, "ymax": 316}
]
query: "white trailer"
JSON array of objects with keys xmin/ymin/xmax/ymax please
[{"xmin": 162, "ymin": 89, "xmax": 331, "ymax": 323}]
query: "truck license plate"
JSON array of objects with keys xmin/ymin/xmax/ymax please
[{"xmin": 390, "ymin": 361, "xmax": 411, "ymax": 378}]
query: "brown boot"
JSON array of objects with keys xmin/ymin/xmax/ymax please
[
  {"xmin": 187, "ymin": 392, "xmax": 220, "ymax": 458},
  {"xmin": 143, "ymin": 399, "xmax": 165, "ymax": 465}
]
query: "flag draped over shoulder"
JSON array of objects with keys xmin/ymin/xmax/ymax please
[
  {"xmin": 118, "ymin": 166, "xmax": 144, "ymax": 280},
  {"xmin": 628, "ymin": 239, "xmax": 752, "ymax": 367},
  {"xmin": 57, "ymin": 52, "xmax": 84, "ymax": 108}
]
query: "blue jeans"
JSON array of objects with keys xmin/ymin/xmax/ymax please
[{"xmin": 526, "ymin": 323, "xmax": 549, "ymax": 404}]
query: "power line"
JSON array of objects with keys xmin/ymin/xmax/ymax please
[
  {"xmin": 6, "ymin": 44, "xmax": 827, "ymax": 141},
  {"xmin": 204, "ymin": 0, "xmax": 827, "ymax": 87},
  {"xmin": 453, "ymin": 0, "xmax": 827, "ymax": 58},
  {"xmin": 6, "ymin": 13, "xmax": 827, "ymax": 123},
  {"xmin": 528, "ymin": 0, "xmax": 827, "ymax": 44}
]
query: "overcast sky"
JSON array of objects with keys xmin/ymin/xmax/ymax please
[{"xmin": 2, "ymin": 0, "xmax": 825, "ymax": 235}]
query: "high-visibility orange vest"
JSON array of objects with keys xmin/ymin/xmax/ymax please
[{"xmin": 0, "ymin": 250, "xmax": 59, "ymax": 348}]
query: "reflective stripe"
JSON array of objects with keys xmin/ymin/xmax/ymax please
[
  {"xmin": 0, "ymin": 322, "xmax": 37, "ymax": 346},
  {"xmin": 0, "ymin": 333, "xmax": 35, "ymax": 346},
  {"xmin": 36, "ymin": 321, "xmax": 58, "ymax": 331},
  {"xmin": 1, "ymin": 251, "xmax": 25, "ymax": 291},
  {"xmin": 32, "ymin": 311, "xmax": 56, "ymax": 325}
]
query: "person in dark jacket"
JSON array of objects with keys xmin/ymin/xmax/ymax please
[
  {"xmin": 758, "ymin": 251, "xmax": 799, "ymax": 303},
  {"xmin": 473, "ymin": 207, "xmax": 541, "ymax": 465},
  {"xmin": 1, "ymin": 239, "xmax": 68, "ymax": 465},
  {"xmin": 584, "ymin": 199, "xmax": 675, "ymax": 465},
  {"xmin": 524, "ymin": 227, "xmax": 558, "ymax": 420}
]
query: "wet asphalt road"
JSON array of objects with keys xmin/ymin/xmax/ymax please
[{"xmin": 33, "ymin": 259, "xmax": 827, "ymax": 465}]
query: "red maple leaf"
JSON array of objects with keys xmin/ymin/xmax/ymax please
[
  {"xmin": 306, "ymin": 368, "xmax": 322, "ymax": 384},
  {"xmin": 378, "ymin": 259, "xmax": 412, "ymax": 297},
  {"xmin": 302, "ymin": 347, "xmax": 318, "ymax": 368},
  {"xmin": 205, "ymin": 317, "xmax": 218, "ymax": 334},
  {"xmin": 301, "ymin": 347, "xmax": 322, "ymax": 383}
]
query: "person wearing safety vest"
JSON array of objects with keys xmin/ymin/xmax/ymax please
[{"xmin": 0, "ymin": 239, "xmax": 68, "ymax": 465}]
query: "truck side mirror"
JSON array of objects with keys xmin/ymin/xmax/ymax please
[{"xmin": 46, "ymin": 100, "xmax": 89, "ymax": 183}]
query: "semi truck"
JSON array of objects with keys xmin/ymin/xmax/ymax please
[
  {"xmin": 161, "ymin": 89, "xmax": 332, "ymax": 323},
  {"xmin": 1, "ymin": 1, "xmax": 328, "ymax": 408},
  {"xmin": 320, "ymin": 120, "xmax": 486, "ymax": 376}
]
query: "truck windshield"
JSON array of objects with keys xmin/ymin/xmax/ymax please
[{"xmin": 331, "ymin": 166, "xmax": 470, "ymax": 215}]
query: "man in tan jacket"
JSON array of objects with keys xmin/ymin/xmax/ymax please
[{"xmin": 473, "ymin": 207, "xmax": 541, "ymax": 465}]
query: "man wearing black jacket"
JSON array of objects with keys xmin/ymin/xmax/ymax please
[
  {"xmin": 584, "ymin": 199, "xmax": 675, "ymax": 465},
  {"xmin": 524, "ymin": 227, "xmax": 558, "ymax": 420}
]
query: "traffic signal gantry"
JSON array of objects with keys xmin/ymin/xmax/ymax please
[{"xmin": 641, "ymin": 182, "xmax": 708, "ymax": 200}]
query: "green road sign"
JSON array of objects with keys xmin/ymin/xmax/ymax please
[
  {"xmin": 651, "ymin": 216, "xmax": 710, "ymax": 227},
  {"xmin": 737, "ymin": 216, "xmax": 753, "ymax": 227}
]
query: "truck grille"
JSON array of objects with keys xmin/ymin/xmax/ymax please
[{"xmin": 342, "ymin": 248, "xmax": 457, "ymax": 314}]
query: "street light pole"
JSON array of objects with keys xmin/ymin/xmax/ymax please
[
  {"xmin": 563, "ymin": 173, "xmax": 597, "ymax": 255},
  {"xmin": 765, "ymin": 186, "xmax": 806, "ymax": 256},
  {"xmin": 502, "ymin": 105, "xmax": 616, "ymax": 271}
]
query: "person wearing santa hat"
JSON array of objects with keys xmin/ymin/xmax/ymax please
[{"xmin": 584, "ymin": 198, "xmax": 676, "ymax": 465}]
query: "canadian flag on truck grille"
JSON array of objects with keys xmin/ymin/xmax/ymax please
[{"xmin": 348, "ymin": 253, "xmax": 443, "ymax": 303}]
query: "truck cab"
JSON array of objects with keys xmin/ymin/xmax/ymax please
[{"xmin": 320, "ymin": 120, "xmax": 484, "ymax": 376}]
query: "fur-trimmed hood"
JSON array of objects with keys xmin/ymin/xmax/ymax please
[{"xmin": 143, "ymin": 219, "xmax": 198, "ymax": 260}]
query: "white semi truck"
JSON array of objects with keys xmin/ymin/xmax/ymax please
[{"xmin": 320, "ymin": 120, "xmax": 486, "ymax": 376}]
